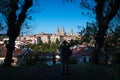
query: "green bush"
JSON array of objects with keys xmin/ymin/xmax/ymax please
[
  {"xmin": 24, "ymin": 55, "xmax": 40, "ymax": 66},
  {"xmin": 112, "ymin": 48, "xmax": 120, "ymax": 64},
  {"xmin": 69, "ymin": 58, "xmax": 78, "ymax": 64}
]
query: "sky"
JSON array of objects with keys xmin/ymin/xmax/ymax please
[{"xmin": 30, "ymin": 0, "xmax": 94, "ymax": 35}]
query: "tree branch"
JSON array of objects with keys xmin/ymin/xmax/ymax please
[
  {"xmin": 16, "ymin": 0, "xmax": 33, "ymax": 37},
  {"xmin": 95, "ymin": 0, "xmax": 106, "ymax": 26},
  {"xmin": 105, "ymin": 0, "xmax": 120, "ymax": 23}
]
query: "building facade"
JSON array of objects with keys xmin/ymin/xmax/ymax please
[{"xmin": 17, "ymin": 27, "xmax": 79, "ymax": 44}]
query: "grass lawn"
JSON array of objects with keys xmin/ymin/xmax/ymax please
[{"xmin": 0, "ymin": 63, "xmax": 120, "ymax": 80}]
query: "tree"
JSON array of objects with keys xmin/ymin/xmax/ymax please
[
  {"xmin": 37, "ymin": 37, "xmax": 43, "ymax": 45},
  {"xmin": 78, "ymin": 20, "xmax": 120, "ymax": 63},
  {"xmin": 66, "ymin": 0, "xmax": 120, "ymax": 63},
  {"xmin": 105, "ymin": 26, "xmax": 120, "ymax": 48},
  {"xmin": 93, "ymin": 0, "xmax": 120, "ymax": 63},
  {"xmin": 0, "ymin": 14, "xmax": 7, "ymax": 35},
  {"xmin": 78, "ymin": 0, "xmax": 120, "ymax": 63},
  {"xmin": 0, "ymin": 0, "xmax": 33, "ymax": 66},
  {"xmin": 78, "ymin": 21, "xmax": 98, "ymax": 43},
  {"xmin": 55, "ymin": 38, "xmax": 60, "ymax": 44},
  {"xmin": 105, "ymin": 26, "xmax": 120, "ymax": 63}
]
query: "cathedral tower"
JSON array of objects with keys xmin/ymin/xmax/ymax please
[
  {"xmin": 61, "ymin": 26, "xmax": 66, "ymax": 36},
  {"xmin": 56, "ymin": 27, "xmax": 60, "ymax": 35},
  {"xmin": 70, "ymin": 28, "xmax": 74, "ymax": 35}
]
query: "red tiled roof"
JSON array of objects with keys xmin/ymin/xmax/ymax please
[
  {"xmin": 36, "ymin": 52, "xmax": 54, "ymax": 56},
  {"xmin": 71, "ymin": 53, "xmax": 82, "ymax": 58},
  {"xmin": 71, "ymin": 47, "xmax": 92, "ymax": 58},
  {"xmin": 0, "ymin": 47, "xmax": 23, "ymax": 57},
  {"xmin": 78, "ymin": 50, "xmax": 92, "ymax": 56},
  {"xmin": 13, "ymin": 49, "xmax": 23, "ymax": 56}
]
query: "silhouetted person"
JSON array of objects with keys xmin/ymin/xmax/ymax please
[{"xmin": 59, "ymin": 40, "xmax": 72, "ymax": 75}]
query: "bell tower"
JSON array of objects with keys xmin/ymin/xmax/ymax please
[
  {"xmin": 61, "ymin": 26, "xmax": 66, "ymax": 36},
  {"xmin": 56, "ymin": 27, "xmax": 60, "ymax": 35},
  {"xmin": 70, "ymin": 28, "xmax": 74, "ymax": 35}
]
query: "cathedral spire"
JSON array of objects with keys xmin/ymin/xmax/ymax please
[
  {"xmin": 62, "ymin": 26, "xmax": 65, "ymax": 33},
  {"xmin": 56, "ymin": 27, "xmax": 60, "ymax": 35},
  {"xmin": 61, "ymin": 26, "xmax": 66, "ymax": 35},
  {"xmin": 70, "ymin": 28, "xmax": 74, "ymax": 35}
]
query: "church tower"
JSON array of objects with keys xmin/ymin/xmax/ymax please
[
  {"xmin": 70, "ymin": 28, "xmax": 74, "ymax": 36},
  {"xmin": 61, "ymin": 26, "xmax": 66, "ymax": 36},
  {"xmin": 56, "ymin": 27, "xmax": 60, "ymax": 35}
]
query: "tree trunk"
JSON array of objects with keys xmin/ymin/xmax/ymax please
[
  {"xmin": 4, "ymin": 37, "xmax": 16, "ymax": 66},
  {"xmin": 3, "ymin": 0, "xmax": 33, "ymax": 67},
  {"xmin": 93, "ymin": 24, "xmax": 108, "ymax": 64},
  {"xmin": 93, "ymin": 0, "xmax": 106, "ymax": 64},
  {"xmin": 94, "ymin": 0, "xmax": 120, "ymax": 64}
]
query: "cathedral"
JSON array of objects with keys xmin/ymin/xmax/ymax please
[
  {"xmin": 17, "ymin": 27, "xmax": 79, "ymax": 44},
  {"xmin": 56, "ymin": 27, "xmax": 76, "ymax": 36}
]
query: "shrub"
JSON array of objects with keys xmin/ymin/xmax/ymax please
[
  {"xmin": 112, "ymin": 48, "xmax": 120, "ymax": 64},
  {"xmin": 69, "ymin": 58, "xmax": 78, "ymax": 64}
]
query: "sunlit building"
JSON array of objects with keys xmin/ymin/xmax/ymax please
[{"xmin": 17, "ymin": 27, "xmax": 79, "ymax": 44}]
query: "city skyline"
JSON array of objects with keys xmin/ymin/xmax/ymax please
[{"xmin": 30, "ymin": 0, "xmax": 94, "ymax": 35}]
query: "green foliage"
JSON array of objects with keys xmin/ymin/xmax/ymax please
[
  {"xmin": 69, "ymin": 58, "xmax": 78, "ymax": 64},
  {"xmin": 24, "ymin": 55, "xmax": 40, "ymax": 66},
  {"xmin": 37, "ymin": 37, "xmax": 43, "ymax": 45},
  {"xmin": 25, "ymin": 42, "xmax": 60, "ymax": 53},
  {"xmin": 105, "ymin": 26, "xmax": 120, "ymax": 48},
  {"xmin": 78, "ymin": 22, "xmax": 98, "ymax": 43},
  {"xmin": 69, "ymin": 39, "xmax": 81, "ymax": 46},
  {"xmin": 112, "ymin": 48, "xmax": 120, "ymax": 63},
  {"xmin": 111, "ymin": 26, "xmax": 120, "ymax": 48},
  {"xmin": 78, "ymin": 21, "xmax": 120, "ymax": 48},
  {"xmin": 104, "ymin": 26, "xmax": 120, "ymax": 64},
  {"xmin": 55, "ymin": 38, "xmax": 60, "ymax": 44}
]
